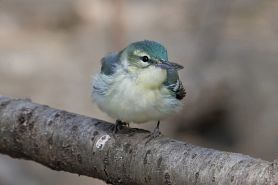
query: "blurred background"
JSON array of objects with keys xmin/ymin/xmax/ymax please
[{"xmin": 0, "ymin": 0, "xmax": 278, "ymax": 184}]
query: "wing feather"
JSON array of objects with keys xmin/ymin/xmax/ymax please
[
  {"xmin": 164, "ymin": 69, "xmax": 186, "ymax": 100},
  {"xmin": 100, "ymin": 52, "xmax": 120, "ymax": 75}
]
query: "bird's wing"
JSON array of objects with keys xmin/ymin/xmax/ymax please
[
  {"xmin": 164, "ymin": 69, "xmax": 186, "ymax": 100},
  {"xmin": 100, "ymin": 52, "xmax": 120, "ymax": 75}
]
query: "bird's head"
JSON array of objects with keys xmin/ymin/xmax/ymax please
[
  {"xmin": 120, "ymin": 40, "xmax": 183, "ymax": 73},
  {"xmin": 119, "ymin": 40, "xmax": 183, "ymax": 89}
]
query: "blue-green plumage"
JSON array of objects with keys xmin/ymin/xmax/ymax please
[
  {"xmin": 100, "ymin": 53, "xmax": 120, "ymax": 75},
  {"xmin": 91, "ymin": 40, "xmax": 185, "ymax": 127},
  {"xmin": 128, "ymin": 40, "xmax": 168, "ymax": 61}
]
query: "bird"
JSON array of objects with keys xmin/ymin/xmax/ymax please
[{"xmin": 91, "ymin": 40, "xmax": 186, "ymax": 137}]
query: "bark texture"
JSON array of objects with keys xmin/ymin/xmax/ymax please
[{"xmin": 0, "ymin": 96, "xmax": 277, "ymax": 185}]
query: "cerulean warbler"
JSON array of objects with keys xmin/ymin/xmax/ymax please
[{"xmin": 91, "ymin": 40, "xmax": 185, "ymax": 137}]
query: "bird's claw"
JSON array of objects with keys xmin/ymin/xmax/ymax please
[
  {"xmin": 145, "ymin": 121, "xmax": 161, "ymax": 143},
  {"xmin": 113, "ymin": 120, "xmax": 129, "ymax": 133}
]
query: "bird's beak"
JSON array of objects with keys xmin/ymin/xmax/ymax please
[{"xmin": 156, "ymin": 60, "xmax": 184, "ymax": 70}]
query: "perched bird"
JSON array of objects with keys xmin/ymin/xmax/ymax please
[{"xmin": 91, "ymin": 40, "xmax": 185, "ymax": 137}]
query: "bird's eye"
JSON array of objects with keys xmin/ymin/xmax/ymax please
[{"xmin": 141, "ymin": 56, "xmax": 149, "ymax": 62}]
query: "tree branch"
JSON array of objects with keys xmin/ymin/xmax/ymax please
[{"xmin": 0, "ymin": 96, "xmax": 277, "ymax": 185}]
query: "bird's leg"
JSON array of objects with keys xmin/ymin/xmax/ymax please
[
  {"xmin": 152, "ymin": 121, "xmax": 161, "ymax": 138},
  {"xmin": 145, "ymin": 121, "xmax": 161, "ymax": 142},
  {"xmin": 113, "ymin": 120, "xmax": 123, "ymax": 133},
  {"xmin": 113, "ymin": 120, "xmax": 129, "ymax": 133}
]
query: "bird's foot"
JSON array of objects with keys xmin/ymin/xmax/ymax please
[
  {"xmin": 145, "ymin": 121, "xmax": 161, "ymax": 143},
  {"xmin": 149, "ymin": 127, "xmax": 161, "ymax": 138},
  {"xmin": 113, "ymin": 120, "xmax": 129, "ymax": 133}
]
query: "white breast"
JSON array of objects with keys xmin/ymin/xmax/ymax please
[{"xmin": 92, "ymin": 68, "xmax": 182, "ymax": 123}]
